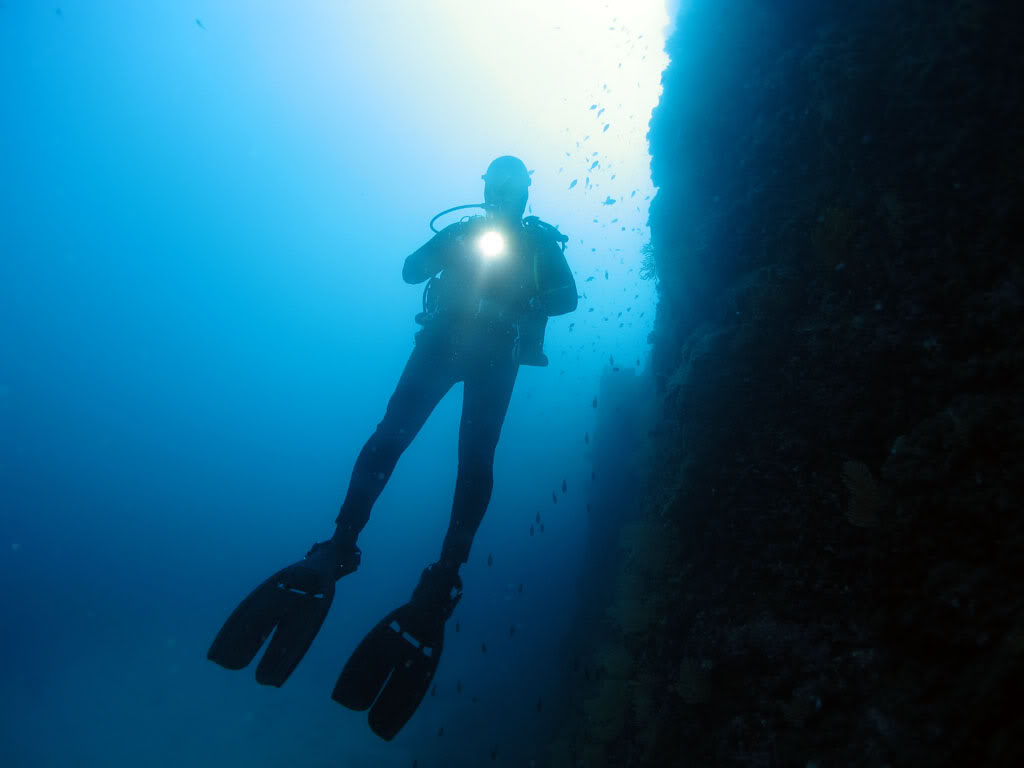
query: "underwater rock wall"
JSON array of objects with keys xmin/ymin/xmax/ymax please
[
  {"xmin": 545, "ymin": 366, "xmax": 654, "ymax": 767},
  {"xmin": 553, "ymin": 1, "xmax": 1024, "ymax": 765}
]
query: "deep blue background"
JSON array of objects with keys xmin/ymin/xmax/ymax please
[{"xmin": 0, "ymin": 3, "xmax": 666, "ymax": 765}]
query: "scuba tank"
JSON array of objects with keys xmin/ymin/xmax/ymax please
[{"xmin": 516, "ymin": 216, "xmax": 570, "ymax": 367}]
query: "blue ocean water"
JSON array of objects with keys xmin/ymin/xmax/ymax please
[{"xmin": 1, "ymin": 3, "xmax": 666, "ymax": 766}]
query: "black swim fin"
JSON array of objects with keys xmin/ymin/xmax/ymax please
[
  {"xmin": 332, "ymin": 562, "xmax": 462, "ymax": 740},
  {"xmin": 207, "ymin": 540, "xmax": 359, "ymax": 687}
]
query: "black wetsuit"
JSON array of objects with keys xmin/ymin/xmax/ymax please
[{"xmin": 335, "ymin": 216, "xmax": 577, "ymax": 566}]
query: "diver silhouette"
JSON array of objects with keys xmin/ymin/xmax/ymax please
[{"xmin": 208, "ymin": 156, "xmax": 578, "ymax": 740}]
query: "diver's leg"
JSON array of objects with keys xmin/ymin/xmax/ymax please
[
  {"xmin": 334, "ymin": 338, "xmax": 456, "ymax": 546},
  {"xmin": 209, "ymin": 342, "xmax": 459, "ymax": 687},
  {"xmin": 438, "ymin": 355, "xmax": 519, "ymax": 567}
]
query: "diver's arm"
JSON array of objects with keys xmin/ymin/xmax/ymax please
[
  {"xmin": 402, "ymin": 224, "xmax": 463, "ymax": 284},
  {"xmin": 535, "ymin": 243, "xmax": 578, "ymax": 316}
]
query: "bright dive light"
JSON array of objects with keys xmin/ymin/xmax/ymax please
[{"xmin": 476, "ymin": 230, "xmax": 506, "ymax": 261}]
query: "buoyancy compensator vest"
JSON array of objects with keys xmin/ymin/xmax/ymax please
[{"xmin": 416, "ymin": 205, "xmax": 569, "ymax": 367}]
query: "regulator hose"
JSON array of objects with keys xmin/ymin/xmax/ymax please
[{"xmin": 429, "ymin": 203, "xmax": 491, "ymax": 233}]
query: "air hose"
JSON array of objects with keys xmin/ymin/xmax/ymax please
[{"xmin": 429, "ymin": 203, "xmax": 490, "ymax": 233}]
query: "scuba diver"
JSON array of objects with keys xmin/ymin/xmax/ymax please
[{"xmin": 208, "ymin": 156, "xmax": 577, "ymax": 740}]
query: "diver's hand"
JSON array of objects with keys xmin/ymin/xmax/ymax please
[{"xmin": 405, "ymin": 224, "xmax": 464, "ymax": 283}]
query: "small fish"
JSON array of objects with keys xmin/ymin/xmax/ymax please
[
  {"xmin": 540, "ymin": 523, "xmax": 545, "ymax": 533},
  {"xmin": 438, "ymin": 726, "xmax": 445, "ymax": 737},
  {"xmin": 509, "ymin": 624, "xmax": 516, "ymax": 637},
  {"xmin": 584, "ymin": 432, "xmax": 589, "ymax": 444},
  {"xmin": 551, "ymin": 492, "xmax": 558, "ymax": 504},
  {"xmin": 536, "ymin": 697, "xmax": 543, "ymax": 713},
  {"xmin": 491, "ymin": 748, "xmax": 498, "ymax": 760},
  {"xmin": 589, "ymin": 160, "xmax": 599, "ymax": 170},
  {"xmin": 592, "ymin": 397, "xmax": 598, "ymax": 408},
  {"xmin": 536, "ymin": 511, "xmax": 541, "ymax": 523},
  {"xmin": 456, "ymin": 680, "xmax": 462, "ymax": 693},
  {"xmin": 609, "ymin": 355, "xmax": 614, "ymax": 366},
  {"xmin": 602, "ymin": 196, "xmax": 616, "ymax": 205},
  {"xmin": 562, "ymin": 479, "xmax": 567, "ymax": 493},
  {"xmin": 569, "ymin": 322, "xmax": 575, "ymax": 330},
  {"xmin": 568, "ymin": 179, "xmax": 578, "ymax": 189},
  {"xmin": 455, "ymin": 621, "xmax": 460, "ymax": 633},
  {"xmin": 605, "ymin": 270, "xmax": 609, "ymax": 279},
  {"xmin": 530, "ymin": 525, "xmax": 534, "ymax": 536},
  {"xmin": 589, "ymin": 104, "xmax": 597, "ymax": 110},
  {"xmin": 472, "ymin": 695, "xmax": 478, "ymax": 703},
  {"xmin": 431, "ymin": 684, "xmax": 437, "ymax": 696},
  {"xmin": 518, "ymin": 583, "xmax": 524, "ymax": 593},
  {"xmin": 195, "ymin": 18, "xmax": 205, "ymax": 30},
  {"xmin": 585, "ymin": 276, "xmax": 595, "ymax": 282},
  {"xmin": 481, "ymin": 642, "xmax": 488, "ymax": 653},
  {"xmin": 487, "ymin": 553, "xmax": 493, "ymax": 567},
  {"xmin": 597, "ymin": 107, "xmax": 605, "ymax": 117},
  {"xmin": 603, "ymin": 123, "xmax": 610, "ymax": 132}
]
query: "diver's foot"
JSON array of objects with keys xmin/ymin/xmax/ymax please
[
  {"xmin": 411, "ymin": 561, "xmax": 463, "ymax": 620},
  {"xmin": 209, "ymin": 539, "xmax": 354, "ymax": 686},
  {"xmin": 307, "ymin": 538, "xmax": 361, "ymax": 581},
  {"xmin": 332, "ymin": 560, "xmax": 463, "ymax": 740}
]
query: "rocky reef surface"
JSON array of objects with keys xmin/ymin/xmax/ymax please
[{"xmin": 551, "ymin": 1, "xmax": 1023, "ymax": 765}]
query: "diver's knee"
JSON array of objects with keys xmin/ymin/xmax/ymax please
[
  {"xmin": 456, "ymin": 458, "xmax": 493, "ymax": 484},
  {"xmin": 368, "ymin": 424, "xmax": 412, "ymax": 460}
]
